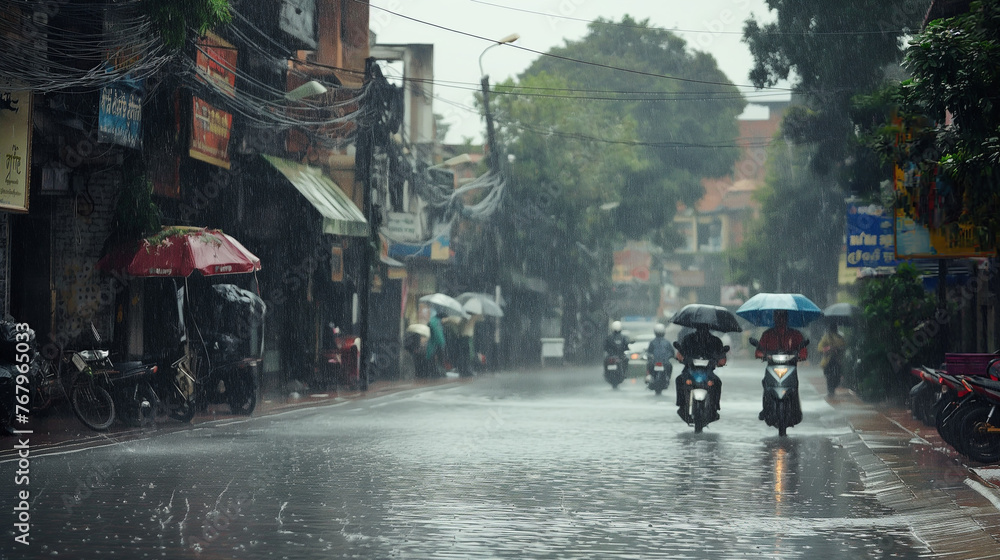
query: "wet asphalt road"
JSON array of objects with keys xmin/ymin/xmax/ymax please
[{"xmin": 1, "ymin": 361, "xmax": 943, "ymax": 558}]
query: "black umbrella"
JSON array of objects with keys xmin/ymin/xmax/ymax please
[
  {"xmin": 823, "ymin": 302, "xmax": 860, "ymax": 324},
  {"xmin": 669, "ymin": 304, "xmax": 742, "ymax": 333}
]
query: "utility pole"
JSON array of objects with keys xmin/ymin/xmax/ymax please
[
  {"xmin": 356, "ymin": 57, "xmax": 378, "ymax": 391},
  {"xmin": 480, "ymin": 75, "xmax": 500, "ymax": 173}
]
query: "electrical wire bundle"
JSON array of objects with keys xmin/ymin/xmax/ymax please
[{"xmin": 0, "ymin": 0, "xmax": 174, "ymax": 93}]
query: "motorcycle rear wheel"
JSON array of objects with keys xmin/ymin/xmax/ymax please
[
  {"xmin": 70, "ymin": 381, "xmax": 115, "ymax": 431},
  {"xmin": 226, "ymin": 377, "xmax": 256, "ymax": 416},
  {"xmin": 959, "ymin": 405, "xmax": 1000, "ymax": 463}
]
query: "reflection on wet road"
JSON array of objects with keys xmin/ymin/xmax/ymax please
[{"xmin": 6, "ymin": 362, "xmax": 932, "ymax": 558}]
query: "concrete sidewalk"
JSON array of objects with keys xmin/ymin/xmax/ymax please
[{"xmin": 814, "ymin": 375, "xmax": 1000, "ymax": 555}]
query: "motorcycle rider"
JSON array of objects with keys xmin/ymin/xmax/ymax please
[
  {"xmin": 646, "ymin": 323, "xmax": 673, "ymax": 380},
  {"xmin": 754, "ymin": 310, "xmax": 807, "ymax": 422},
  {"xmin": 674, "ymin": 326, "xmax": 726, "ymax": 420},
  {"xmin": 754, "ymin": 310, "xmax": 807, "ymax": 360},
  {"xmin": 604, "ymin": 320, "xmax": 632, "ymax": 377}
]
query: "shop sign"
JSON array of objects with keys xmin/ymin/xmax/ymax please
[
  {"xmin": 0, "ymin": 88, "xmax": 31, "ymax": 213},
  {"xmin": 846, "ymin": 202, "xmax": 897, "ymax": 267},
  {"xmin": 190, "ymin": 96, "xmax": 232, "ymax": 169},
  {"xmin": 99, "ymin": 86, "xmax": 142, "ymax": 148},
  {"xmin": 195, "ymin": 32, "xmax": 238, "ymax": 98},
  {"xmin": 386, "ymin": 212, "xmax": 421, "ymax": 242}
]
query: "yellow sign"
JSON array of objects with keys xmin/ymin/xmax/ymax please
[{"xmin": 0, "ymin": 88, "xmax": 31, "ymax": 212}]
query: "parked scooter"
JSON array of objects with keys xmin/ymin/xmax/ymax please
[
  {"xmin": 954, "ymin": 375, "xmax": 1000, "ymax": 463},
  {"xmin": 750, "ymin": 337, "xmax": 808, "ymax": 437},
  {"xmin": 603, "ymin": 353, "xmax": 627, "ymax": 389},
  {"xmin": 673, "ymin": 342, "xmax": 727, "ymax": 433}
]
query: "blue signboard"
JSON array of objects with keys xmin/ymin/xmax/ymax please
[
  {"xmin": 846, "ymin": 202, "xmax": 898, "ymax": 268},
  {"xmin": 98, "ymin": 85, "xmax": 142, "ymax": 148}
]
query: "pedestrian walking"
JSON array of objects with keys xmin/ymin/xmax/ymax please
[{"xmin": 818, "ymin": 322, "xmax": 847, "ymax": 397}]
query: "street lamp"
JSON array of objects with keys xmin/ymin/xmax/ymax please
[{"xmin": 479, "ymin": 33, "xmax": 519, "ymax": 172}]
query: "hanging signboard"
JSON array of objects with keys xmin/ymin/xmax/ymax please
[
  {"xmin": 893, "ymin": 164, "xmax": 991, "ymax": 258},
  {"xmin": 892, "ymin": 116, "xmax": 993, "ymax": 258},
  {"xmin": 98, "ymin": 86, "xmax": 142, "ymax": 148},
  {"xmin": 846, "ymin": 202, "xmax": 898, "ymax": 267},
  {"xmin": 190, "ymin": 96, "xmax": 232, "ymax": 169},
  {"xmin": 195, "ymin": 32, "xmax": 238, "ymax": 98},
  {"xmin": 0, "ymin": 88, "xmax": 32, "ymax": 213}
]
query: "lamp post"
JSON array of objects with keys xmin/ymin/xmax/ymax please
[{"xmin": 479, "ymin": 33, "xmax": 519, "ymax": 172}]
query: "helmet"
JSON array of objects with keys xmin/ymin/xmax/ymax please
[
  {"xmin": 611, "ymin": 321, "xmax": 622, "ymax": 332},
  {"xmin": 654, "ymin": 323, "xmax": 666, "ymax": 336}
]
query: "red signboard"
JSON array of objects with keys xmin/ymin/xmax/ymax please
[
  {"xmin": 195, "ymin": 32, "xmax": 237, "ymax": 98},
  {"xmin": 190, "ymin": 97, "xmax": 232, "ymax": 169}
]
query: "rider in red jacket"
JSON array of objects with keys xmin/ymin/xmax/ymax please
[{"xmin": 755, "ymin": 311, "xmax": 808, "ymax": 361}]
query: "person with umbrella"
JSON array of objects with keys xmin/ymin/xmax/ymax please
[
  {"xmin": 818, "ymin": 322, "xmax": 847, "ymax": 397},
  {"xmin": 674, "ymin": 325, "xmax": 727, "ymax": 420},
  {"xmin": 669, "ymin": 304, "xmax": 740, "ymax": 424},
  {"xmin": 754, "ymin": 310, "xmax": 808, "ymax": 361},
  {"xmin": 426, "ymin": 309, "xmax": 447, "ymax": 378}
]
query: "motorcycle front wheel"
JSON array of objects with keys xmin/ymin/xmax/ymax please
[
  {"xmin": 70, "ymin": 380, "xmax": 115, "ymax": 431},
  {"xmin": 692, "ymin": 399, "xmax": 708, "ymax": 433}
]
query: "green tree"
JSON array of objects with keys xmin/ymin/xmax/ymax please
[
  {"xmin": 872, "ymin": 0, "xmax": 1000, "ymax": 248},
  {"xmin": 851, "ymin": 265, "xmax": 940, "ymax": 402},
  {"xmin": 485, "ymin": 18, "xmax": 746, "ymax": 356},
  {"xmin": 522, "ymin": 16, "xmax": 745, "ymax": 214},
  {"xmin": 139, "ymin": 0, "xmax": 232, "ymax": 50},
  {"xmin": 743, "ymin": 0, "xmax": 927, "ymax": 190},
  {"xmin": 729, "ymin": 135, "xmax": 843, "ymax": 303}
]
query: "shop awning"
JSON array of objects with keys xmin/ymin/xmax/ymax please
[{"xmin": 263, "ymin": 155, "xmax": 368, "ymax": 237}]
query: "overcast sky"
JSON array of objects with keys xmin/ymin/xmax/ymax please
[{"xmin": 368, "ymin": 0, "xmax": 791, "ymax": 145}]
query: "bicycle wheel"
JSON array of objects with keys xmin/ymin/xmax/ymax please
[{"xmin": 70, "ymin": 380, "xmax": 115, "ymax": 431}]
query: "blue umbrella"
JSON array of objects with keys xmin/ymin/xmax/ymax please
[{"xmin": 735, "ymin": 293, "xmax": 823, "ymax": 327}]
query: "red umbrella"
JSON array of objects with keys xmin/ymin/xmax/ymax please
[{"xmin": 97, "ymin": 226, "xmax": 261, "ymax": 277}]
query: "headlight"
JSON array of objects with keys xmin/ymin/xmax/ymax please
[{"xmin": 773, "ymin": 366, "xmax": 789, "ymax": 378}]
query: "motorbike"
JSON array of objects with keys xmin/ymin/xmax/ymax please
[
  {"xmin": 644, "ymin": 354, "xmax": 673, "ymax": 396},
  {"xmin": 603, "ymin": 353, "xmax": 627, "ymax": 389},
  {"xmin": 673, "ymin": 341, "xmax": 727, "ymax": 433},
  {"xmin": 750, "ymin": 337, "xmax": 808, "ymax": 437},
  {"xmin": 953, "ymin": 375, "xmax": 1000, "ymax": 463}
]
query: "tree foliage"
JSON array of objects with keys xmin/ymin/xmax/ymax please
[
  {"xmin": 140, "ymin": 0, "xmax": 233, "ymax": 50},
  {"xmin": 743, "ymin": 0, "xmax": 927, "ymax": 187},
  {"xmin": 728, "ymin": 135, "xmax": 843, "ymax": 304},
  {"xmin": 850, "ymin": 265, "xmax": 940, "ymax": 402},
  {"xmin": 492, "ymin": 16, "xmax": 746, "ymax": 290},
  {"xmin": 871, "ymin": 0, "xmax": 1000, "ymax": 248}
]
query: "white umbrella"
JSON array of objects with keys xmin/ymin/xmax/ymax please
[
  {"xmin": 419, "ymin": 293, "xmax": 469, "ymax": 319},
  {"xmin": 456, "ymin": 292, "xmax": 504, "ymax": 317}
]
